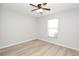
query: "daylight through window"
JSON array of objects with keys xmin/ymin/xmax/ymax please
[{"xmin": 48, "ymin": 19, "xmax": 59, "ymax": 38}]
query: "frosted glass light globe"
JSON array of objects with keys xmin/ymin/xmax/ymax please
[{"xmin": 36, "ymin": 9, "xmax": 43, "ymax": 13}]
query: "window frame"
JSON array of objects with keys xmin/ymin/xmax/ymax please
[{"xmin": 48, "ymin": 19, "xmax": 59, "ymax": 38}]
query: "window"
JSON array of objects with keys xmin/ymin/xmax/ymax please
[{"xmin": 48, "ymin": 19, "xmax": 59, "ymax": 38}]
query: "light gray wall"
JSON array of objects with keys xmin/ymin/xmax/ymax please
[
  {"xmin": 37, "ymin": 8, "xmax": 79, "ymax": 49},
  {"xmin": 0, "ymin": 3, "xmax": 79, "ymax": 49},
  {"xmin": 0, "ymin": 4, "xmax": 37, "ymax": 47}
]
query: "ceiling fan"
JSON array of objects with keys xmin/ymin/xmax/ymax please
[{"xmin": 29, "ymin": 3, "xmax": 51, "ymax": 13}]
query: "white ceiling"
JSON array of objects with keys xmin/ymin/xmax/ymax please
[{"xmin": 1, "ymin": 3, "xmax": 79, "ymax": 18}]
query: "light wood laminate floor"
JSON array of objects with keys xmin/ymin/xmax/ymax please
[{"xmin": 0, "ymin": 39, "xmax": 79, "ymax": 56}]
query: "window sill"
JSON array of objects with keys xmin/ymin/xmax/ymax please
[{"xmin": 48, "ymin": 37, "xmax": 58, "ymax": 39}]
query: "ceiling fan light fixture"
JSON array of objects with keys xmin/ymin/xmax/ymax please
[
  {"xmin": 29, "ymin": 3, "xmax": 51, "ymax": 14},
  {"xmin": 36, "ymin": 9, "xmax": 43, "ymax": 13}
]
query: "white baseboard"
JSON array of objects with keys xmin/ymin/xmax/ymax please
[
  {"xmin": 38, "ymin": 39, "xmax": 79, "ymax": 51},
  {"xmin": 0, "ymin": 38, "xmax": 79, "ymax": 51},
  {"xmin": 0, "ymin": 39, "xmax": 36, "ymax": 49}
]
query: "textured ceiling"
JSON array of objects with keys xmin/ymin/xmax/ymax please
[{"xmin": 1, "ymin": 3, "xmax": 79, "ymax": 18}]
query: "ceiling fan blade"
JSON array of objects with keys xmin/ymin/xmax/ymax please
[
  {"xmin": 43, "ymin": 3, "xmax": 47, "ymax": 6},
  {"xmin": 42, "ymin": 8, "xmax": 51, "ymax": 11},
  {"xmin": 29, "ymin": 4, "xmax": 37, "ymax": 7},
  {"xmin": 32, "ymin": 9, "xmax": 38, "ymax": 11}
]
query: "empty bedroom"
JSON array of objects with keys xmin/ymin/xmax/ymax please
[{"xmin": 0, "ymin": 3, "xmax": 79, "ymax": 56}]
